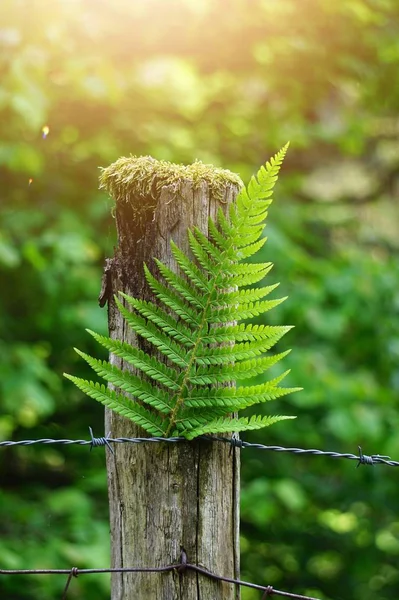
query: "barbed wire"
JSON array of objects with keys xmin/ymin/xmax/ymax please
[
  {"xmin": 1, "ymin": 432, "xmax": 391, "ymax": 598},
  {"xmin": 0, "ymin": 427, "xmax": 397, "ymax": 467},
  {"xmin": 0, "ymin": 550, "xmax": 322, "ymax": 600}
]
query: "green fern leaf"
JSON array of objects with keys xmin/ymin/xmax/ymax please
[
  {"xmin": 183, "ymin": 414, "xmax": 296, "ymax": 440},
  {"xmin": 174, "ymin": 407, "xmax": 230, "ymax": 433},
  {"xmin": 85, "ymin": 329, "xmax": 181, "ymax": 391},
  {"xmin": 196, "ymin": 330, "xmax": 291, "ymax": 365},
  {"xmin": 189, "ymin": 351, "xmax": 291, "ymax": 384},
  {"xmin": 208, "ymin": 216, "xmax": 229, "ymax": 250},
  {"xmin": 144, "ymin": 265, "xmax": 202, "ymax": 326},
  {"xmin": 216, "ymin": 286, "xmax": 280, "ymax": 305},
  {"xmin": 216, "ymin": 207, "xmax": 234, "ymax": 239},
  {"xmin": 115, "ymin": 298, "xmax": 190, "ymax": 368},
  {"xmin": 202, "ymin": 324, "xmax": 289, "ymax": 344},
  {"xmin": 219, "ymin": 266, "xmax": 273, "ymax": 288},
  {"xmin": 64, "ymin": 376, "xmax": 167, "ymax": 436},
  {"xmin": 192, "ymin": 227, "xmax": 230, "ymax": 263},
  {"xmin": 119, "ymin": 294, "xmax": 195, "ymax": 346},
  {"xmin": 184, "ymin": 372, "xmax": 300, "ymax": 410},
  {"xmin": 224, "ymin": 262, "xmax": 272, "ymax": 277},
  {"xmin": 208, "ymin": 298, "xmax": 287, "ymax": 322},
  {"xmin": 73, "ymin": 349, "xmax": 173, "ymax": 414},
  {"xmin": 232, "ymin": 226, "xmax": 266, "ymax": 248},
  {"xmin": 66, "ymin": 144, "xmax": 299, "ymax": 439},
  {"xmin": 170, "ymin": 241, "xmax": 211, "ymax": 292},
  {"xmin": 154, "ymin": 259, "xmax": 206, "ymax": 310},
  {"xmin": 188, "ymin": 229, "xmax": 219, "ymax": 275},
  {"xmin": 236, "ymin": 237, "xmax": 267, "ymax": 259}
]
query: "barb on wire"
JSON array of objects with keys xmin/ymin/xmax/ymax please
[
  {"xmin": 0, "ymin": 556, "xmax": 322, "ymax": 600},
  {"xmin": 88, "ymin": 426, "xmax": 114, "ymax": 454},
  {"xmin": 0, "ymin": 428, "xmax": 398, "ymax": 468},
  {"xmin": 61, "ymin": 567, "xmax": 78, "ymax": 600}
]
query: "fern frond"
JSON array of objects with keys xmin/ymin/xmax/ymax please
[
  {"xmin": 232, "ymin": 226, "xmax": 266, "ymax": 248},
  {"xmin": 170, "ymin": 241, "xmax": 211, "ymax": 292},
  {"xmin": 85, "ymin": 329, "xmax": 181, "ymax": 391},
  {"xmin": 192, "ymin": 227, "xmax": 231, "ymax": 263},
  {"xmin": 189, "ymin": 351, "xmax": 291, "ymax": 384},
  {"xmin": 119, "ymin": 294, "xmax": 195, "ymax": 347},
  {"xmin": 188, "ymin": 230, "xmax": 218, "ymax": 275},
  {"xmin": 216, "ymin": 286, "xmax": 280, "ymax": 305},
  {"xmin": 183, "ymin": 414, "xmax": 296, "ymax": 440},
  {"xmin": 115, "ymin": 298, "xmax": 190, "ymax": 368},
  {"xmin": 201, "ymin": 324, "xmax": 292, "ymax": 344},
  {"xmin": 174, "ymin": 406, "xmax": 230, "ymax": 433},
  {"xmin": 154, "ymin": 259, "xmax": 206, "ymax": 310},
  {"xmin": 196, "ymin": 329, "xmax": 291, "ymax": 364},
  {"xmin": 224, "ymin": 262, "xmax": 272, "ymax": 277},
  {"xmin": 67, "ymin": 144, "xmax": 299, "ymax": 439},
  {"xmin": 184, "ymin": 375, "xmax": 302, "ymax": 410},
  {"xmin": 208, "ymin": 217, "xmax": 229, "ymax": 250},
  {"xmin": 144, "ymin": 265, "xmax": 202, "ymax": 326},
  {"xmin": 207, "ymin": 297, "xmax": 287, "ymax": 322},
  {"xmin": 246, "ymin": 211, "xmax": 269, "ymax": 226},
  {"xmin": 236, "ymin": 237, "xmax": 267, "ymax": 259},
  {"xmin": 216, "ymin": 207, "xmax": 234, "ymax": 239},
  {"xmin": 73, "ymin": 349, "xmax": 173, "ymax": 414},
  {"xmin": 219, "ymin": 265, "xmax": 273, "ymax": 288},
  {"xmin": 64, "ymin": 376, "xmax": 167, "ymax": 436}
]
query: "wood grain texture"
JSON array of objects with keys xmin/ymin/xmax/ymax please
[{"xmin": 105, "ymin": 177, "xmax": 240, "ymax": 599}]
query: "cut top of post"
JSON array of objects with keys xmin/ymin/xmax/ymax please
[{"xmin": 99, "ymin": 155, "xmax": 243, "ymax": 211}]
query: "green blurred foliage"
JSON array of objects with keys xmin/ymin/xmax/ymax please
[{"xmin": 1, "ymin": 0, "xmax": 398, "ymax": 598}]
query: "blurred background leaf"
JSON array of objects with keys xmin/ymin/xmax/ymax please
[{"xmin": 0, "ymin": 0, "xmax": 398, "ymax": 598}]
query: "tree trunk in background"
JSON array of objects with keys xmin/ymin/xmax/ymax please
[{"xmin": 103, "ymin": 168, "xmax": 240, "ymax": 599}]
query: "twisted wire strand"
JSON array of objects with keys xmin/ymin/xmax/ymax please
[
  {"xmin": 0, "ymin": 431, "xmax": 397, "ymax": 467},
  {"xmin": 1, "ymin": 433, "xmax": 393, "ymax": 599},
  {"xmin": 1, "ymin": 563, "xmax": 322, "ymax": 600}
]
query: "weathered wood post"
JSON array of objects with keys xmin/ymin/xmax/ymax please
[{"xmin": 99, "ymin": 157, "xmax": 241, "ymax": 599}]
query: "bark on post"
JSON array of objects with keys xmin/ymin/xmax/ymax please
[{"xmin": 99, "ymin": 157, "xmax": 241, "ymax": 600}]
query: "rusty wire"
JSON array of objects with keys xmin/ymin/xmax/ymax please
[{"xmin": 1, "ymin": 554, "xmax": 322, "ymax": 600}]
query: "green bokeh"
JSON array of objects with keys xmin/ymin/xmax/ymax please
[{"xmin": 1, "ymin": 1, "xmax": 398, "ymax": 598}]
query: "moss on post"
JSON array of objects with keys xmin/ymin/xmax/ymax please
[{"xmin": 99, "ymin": 155, "xmax": 243, "ymax": 211}]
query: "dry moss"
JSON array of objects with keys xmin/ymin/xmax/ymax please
[{"xmin": 99, "ymin": 156, "xmax": 243, "ymax": 211}]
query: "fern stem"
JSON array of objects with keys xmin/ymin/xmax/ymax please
[{"xmin": 164, "ymin": 290, "xmax": 214, "ymax": 436}]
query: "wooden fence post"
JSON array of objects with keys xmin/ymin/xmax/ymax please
[{"xmin": 99, "ymin": 157, "xmax": 241, "ymax": 599}]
